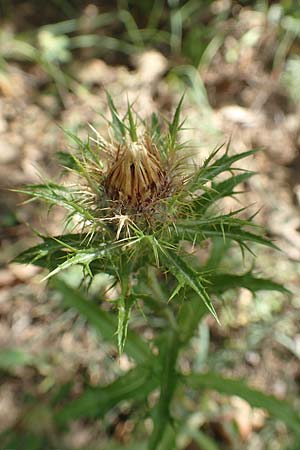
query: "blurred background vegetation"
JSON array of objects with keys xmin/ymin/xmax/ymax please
[{"xmin": 1, "ymin": 1, "xmax": 300, "ymax": 449}]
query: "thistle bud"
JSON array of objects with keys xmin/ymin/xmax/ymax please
[{"xmin": 105, "ymin": 137, "xmax": 166, "ymax": 207}]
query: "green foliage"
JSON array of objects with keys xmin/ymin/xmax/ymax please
[
  {"xmin": 13, "ymin": 97, "xmax": 298, "ymax": 450},
  {"xmin": 55, "ymin": 364, "xmax": 158, "ymax": 425},
  {"xmin": 52, "ymin": 278, "xmax": 151, "ymax": 365},
  {"xmin": 186, "ymin": 372, "xmax": 300, "ymax": 435}
]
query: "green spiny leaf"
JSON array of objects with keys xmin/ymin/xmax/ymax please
[
  {"xmin": 190, "ymin": 148, "xmax": 260, "ymax": 191},
  {"xmin": 41, "ymin": 242, "xmax": 118, "ymax": 280},
  {"xmin": 56, "ymin": 151, "xmax": 81, "ymax": 170},
  {"xmin": 14, "ymin": 233, "xmax": 88, "ymax": 264},
  {"xmin": 193, "ymin": 171, "xmax": 254, "ymax": 213},
  {"xmin": 16, "ymin": 183, "xmax": 94, "ymax": 220},
  {"xmin": 177, "ymin": 293, "xmax": 208, "ymax": 343},
  {"xmin": 117, "ymin": 294, "xmax": 135, "ymax": 354},
  {"xmin": 176, "ymin": 221, "xmax": 278, "ymax": 250},
  {"xmin": 159, "ymin": 246, "xmax": 218, "ymax": 322}
]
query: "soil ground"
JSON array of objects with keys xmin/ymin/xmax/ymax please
[{"xmin": 0, "ymin": 2, "xmax": 300, "ymax": 449}]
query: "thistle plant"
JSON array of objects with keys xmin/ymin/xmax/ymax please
[{"xmin": 15, "ymin": 95, "xmax": 299, "ymax": 449}]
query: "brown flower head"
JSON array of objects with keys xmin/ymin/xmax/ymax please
[
  {"xmin": 105, "ymin": 135, "xmax": 168, "ymax": 207},
  {"xmin": 82, "ymin": 98, "xmax": 190, "ymax": 239}
]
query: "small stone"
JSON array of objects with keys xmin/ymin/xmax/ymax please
[
  {"xmin": 133, "ymin": 50, "xmax": 168, "ymax": 83},
  {"xmin": 77, "ymin": 59, "xmax": 114, "ymax": 85},
  {"xmin": 273, "ymin": 380, "xmax": 287, "ymax": 398},
  {"xmin": 245, "ymin": 351, "xmax": 261, "ymax": 367},
  {"xmin": 9, "ymin": 264, "xmax": 40, "ymax": 282},
  {"xmin": 0, "ymin": 269, "xmax": 15, "ymax": 287},
  {"xmin": 219, "ymin": 105, "xmax": 264, "ymax": 127},
  {"xmin": 0, "ymin": 138, "xmax": 20, "ymax": 163},
  {"xmin": 38, "ymin": 94, "xmax": 59, "ymax": 115}
]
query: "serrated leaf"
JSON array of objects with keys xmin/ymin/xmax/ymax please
[
  {"xmin": 204, "ymin": 237, "xmax": 230, "ymax": 271},
  {"xmin": 185, "ymin": 372, "xmax": 300, "ymax": 435},
  {"xmin": 159, "ymin": 246, "xmax": 218, "ymax": 322},
  {"xmin": 190, "ymin": 148, "xmax": 259, "ymax": 191},
  {"xmin": 117, "ymin": 293, "xmax": 135, "ymax": 355},
  {"xmin": 177, "ymin": 293, "xmax": 208, "ymax": 344},
  {"xmin": 14, "ymin": 234, "xmax": 116, "ymax": 277},
  {"xmin": 203, "ymin": 148, "xmax": 259, "ymax": 179},
  {"xmin": 14, "ymin": 234, "xmax": 87, "ymax": 266},
  {"xmin": 41, "ymin": 241, "xmax": 118, "ymax": 281},
  {"xmin": 193, "ymin": 171, "xmax": 254, "ymax": 213},
  {"xmin": 176, "ymin": 221, "xmax": 278, "ymax": 250},
  {"xmin": 17, "ymin": 183, "xmax": 94, "ymax": 220},
  {"xmin": 56, "ymin": 151, "xmax": 80, "ymax": 170}
]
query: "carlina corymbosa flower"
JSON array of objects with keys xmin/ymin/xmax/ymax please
[
  {"xmin": 84, "ymin": 95, "xmax": 191, "ymax": 238},
  {"xmin": 15, "ymin": 93, "xmax": 277, "ymax": 352},
  {"xmin": 14, "ymin": 93, "xmax": 292, "ymax": 448}
]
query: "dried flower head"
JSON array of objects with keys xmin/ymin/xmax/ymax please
[
  {"xmin": 105, "ymin": 137, "xmax": 166, "ymax": 206},
  {"xmin": 82, "ymin": 98, "xmax": 190, "ymax": 239}
]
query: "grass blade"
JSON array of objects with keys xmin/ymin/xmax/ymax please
[
  {"xmin": 185, "ymin": 372, "xmax": 300, "ymax": 435},
  {"xmin": 55, "ymin": 365, "xmax": 157, "ymax": 425},
  {"xmin": 177, "ymin": 294, "xmax": 208, "ymax": 344},
  {"xmin": 149, "ymin": 331, "xmax": 179, "ymax": 450},
  {"xmin": 106, "ymin": 91, "xmax": 127, "ymax": 140},
  {"xmin": 208, "ymin": 272, "xmax": 290, "ymax": 295},
  {"xmin": 52, "ymin": 279, "xmax": 152, "ymax": 365},
  {"xmin": 168, "ymin": 94, "xmax": 184, "ymax": 152}
]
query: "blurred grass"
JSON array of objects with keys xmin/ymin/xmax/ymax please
[{"xmin": 1, "ymin": 1, "xmax": 299, "ymax": 107}]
